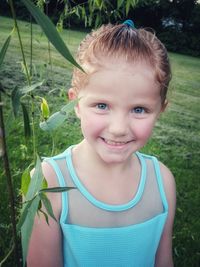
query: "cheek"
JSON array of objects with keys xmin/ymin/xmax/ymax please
[
  {"xmin": 133, "ymin": 120, "xmax": 156, "ymax": 139},
  {"xmin": 80, "ymin": 114, "xmax": 106, "ymax": 137}
]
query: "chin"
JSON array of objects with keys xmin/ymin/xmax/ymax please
[{"xmin": 98, "ymin": 153, "xmax": 132, "ymax": 165}]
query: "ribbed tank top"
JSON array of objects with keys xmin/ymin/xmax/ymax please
[{"xmin": 44, "ymin": 146, "xmax": 168, "ymax": 267}]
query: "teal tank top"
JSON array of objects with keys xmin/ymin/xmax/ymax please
[{"xmin": 44, "ymin": 146, "xmax": 168, "ymax": 267}]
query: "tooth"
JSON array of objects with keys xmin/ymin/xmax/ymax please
[{"xmin": 105, "ymin": 139, "xmax": 126, "ymax": 145}]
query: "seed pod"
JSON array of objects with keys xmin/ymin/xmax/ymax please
[{"xmin": 41, "ymin": 98, "xmax": 50, "ymax": 120}]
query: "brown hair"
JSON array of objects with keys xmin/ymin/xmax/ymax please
[{"xmin": 71, "ymin": 23, "xmax": 171, "ymax": 105}]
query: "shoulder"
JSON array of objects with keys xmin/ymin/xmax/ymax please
[
  {"xmin": 30, "ymin": 156, "xmax": 63, "ymax": 220},
  {"xmin": 42, "ymin": 160, "xmax": 59, "ymax": 188},
  {"xmin": 159, "ymin": 161, "xmax": 176, "ymax": 208},
  {"xmin": 155, "ymin": 161, "xmax": 176, "ymax": 266},
  {"xmin": 158, "ymin": 161, "xmax": 176, "ymax": 236},
  {"xmin": 27, "ymin": 156, "xmax": 64, "ymax": 266},
  {"xmin": 139, "ymin": 152, "xmax": 176, "ymax": 196},
  {"xmin": 30, "ymin": 158, "xmax": 59, "ymax": 188},
  {"xmin": 41, "ymin": 148, "xmax": 70, "ymax": 187},
  {"xmin": 140, "ymin": 152, "xmax": 176, "ymax": 219}
]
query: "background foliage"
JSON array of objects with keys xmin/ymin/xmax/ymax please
[
  {"xmin": 0, "ymin": 0, "xmax": 200, "ymax": 266},
  {"xmin": 0, "ymin": 0, "xmax": 200, "ymax": 56}
]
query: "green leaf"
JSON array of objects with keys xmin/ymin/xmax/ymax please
[
  {"xmin": 11, "ymin": 81, "xmax": 43, "ymax": 117},
  {"xmin": 21, "ymin": 195, "xmax": 41, "ymax": 266},
  {"xmin": 84, "ymin": 16, "xmax": 88, "ymax": 28},
  {"xmin": 75, "ymin": 6, "xmax": 80, "ymax": 18},
  {"xmin": 25, "ymin": 155, "xmax": 43, "ymax": 200},
  {"xmin": 11, "ymin": 86, "xmax": 21, "ymax": 117},
  {"xmin": 0, "ymin": 35, "xmax": 11, "ymax": 67},
  {"xmin": 88, "ymin": 15, "xmax": 92, "ymax": 27},
  {"xmin": 130, "ymin": 0, "xmax": 139, "ymax": 8},
  {"xmin": 81, "ymin": 6, "xmax": 86, "ymax": 19},
  {"xmin": 21, "ymin": 102, "xmax": 32, "ymax": 138},
  {"xmin": 42, "ymin": 177, "xmax": 48, "ymax": 190},
  {"xmin": 95, "ymin": 14, "xmax": 101, "ymax": 28},
  {"xmin": 117, "ymin": 0, "xmax": 124, "ymax": 9},
  {"xmin": 39, "ymin": 111, "xmax": 67, "ymax": 131},
  {"xmin": 19, "ymin": 156, "xmax": 44, "ymax": 265},
  {"xmin": 126, "ymin": 0, "xmax": 131, "ymax": 16},
  {"xmin": 38, "ymin": 199, "xmax": 42, "ymax": 211},
  {"xmin": 18, "ymin": 156, "xmax": 43, "ymax": 232},
  {"xmin": 21, "ymin": 0, "xmax": 84, "ymax": 72},
  {"xmin": 60, "ymin": 99, "xmax": 78, "ymax": 113},
  {"xmin": 95, "ymin": 0, "xmax": 102, "ymax": 8},
  {"xmin": 19, "ymin": 80, "xmax": 44, "ymax": 95},
  {"xmin": 40, "ymin": 192, "xmax": 57, "ymax": 222},
  {"xmin": 40, "ymin": 186, "xmax": 76, "ymax": 193},
  {"xmin": 40, "ymin": 100, "xmax": 77, "ymax": 131},
  {"xmin": 21, "ymin": 167, "xmax": 31, "ymax": 197},
  {"xmin": 38, "ymin": 208, "xmax": 49, "ymax": 225},
  {"xmin": 89, "ymin": 0, "xmax": 93, "ymax": 14},
  {"xmin": 17, "ymin": 197, "xmax": 36, "ymax": 232}
]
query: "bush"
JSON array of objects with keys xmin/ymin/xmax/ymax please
[{"xmin": 158, "ymin": 28, "xmax": 200, "ymax": 57}]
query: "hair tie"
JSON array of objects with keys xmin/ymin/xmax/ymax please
[{"xmin": 123, "ymin": 19, "xmax": 135, "ymax": 28}]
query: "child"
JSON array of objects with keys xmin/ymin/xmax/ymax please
[{"xmin": 27, "ymin": 20, "xmax": 176, "ymax": 267}]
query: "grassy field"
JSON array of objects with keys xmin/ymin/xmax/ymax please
[{"xmin": 0, "ymin": 16, "xmax": 200, "ymax": 266}]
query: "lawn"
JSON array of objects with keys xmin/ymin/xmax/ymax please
[{"xmin": 0, "ymin": 16, "xmax": 200, "ymax": 267}]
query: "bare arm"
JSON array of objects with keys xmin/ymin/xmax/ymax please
[
  {"xmin": 155, "ymin": 163, "xmax": 176, "ymax": 267},
  {"xmin": 27, "ymin": 162, "xmax": 63, "ymax": 267}
]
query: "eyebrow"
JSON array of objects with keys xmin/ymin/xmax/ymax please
[{"xmin": 84, "ymin": 95, "xmax": 110, "ymax": 102}]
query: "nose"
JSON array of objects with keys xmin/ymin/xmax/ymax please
[{"xmin": 108, "ymin": 113, "xmax": 128, "ymax": 136}]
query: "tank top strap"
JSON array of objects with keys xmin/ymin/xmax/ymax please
[
  {"xmin": 65, "ymin": 149, "xmax": 147, "ymax": 212},
  {"xmin": 151, "ymin": 156, "xmax": 168, "ymax": 212},
  {"xmin": 139, "ymin": 153, "xmax": 168, "ymax": 212},
  {"xmin": 43, "ymin": 156, "xmax": 69, "ymax": 223}
]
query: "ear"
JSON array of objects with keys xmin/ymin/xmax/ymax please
[
  {"xmin": 68, "ymin": 88, "xmax": 77, "ymax": 100},
  {"xmin": 68, "ymin": 88, "xmax": 81, "ymax": 119}
]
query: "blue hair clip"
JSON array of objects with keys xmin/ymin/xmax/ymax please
[{"xmin": 123, "ymin": 19, "xmax": 135, "ymax": 28}]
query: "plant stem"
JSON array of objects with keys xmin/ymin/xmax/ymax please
[
  {"xmin": 9, "ymin": 0, "xmax": 31, "ymax": 86},
  {"xmin": 46, "ymin": 2, "xmax": 54, "ymax": 87},
  {"xmin": 0, "ymin": 93, "xmax": 21, "ymax": 267},
  {"xmin": 30, "ymin": 15, "xmax": 33, "ymax": 77},
  {"xmin": 9, "ymin": 0, "xmax": 37, "ymax": 162},
  {"xmin": 31, "ymin": 102, "xmax": 37, "ymax": 163}
]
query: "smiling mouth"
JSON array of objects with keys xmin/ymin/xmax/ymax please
[{"xmin": 101, "ymin": 138, "xmax": 132, "ymax": 146}]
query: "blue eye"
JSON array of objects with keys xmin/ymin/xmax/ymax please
[
  {"xmin": 133, "ymin": 107, "xmax": 145, "ymax": 114},
  {"xmin": 97, "ymin": 103, "xmax": 107, "ymax": 110}
]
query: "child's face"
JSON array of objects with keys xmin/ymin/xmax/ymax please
[{"xmin": 70, "ymin": 58, "xmax": 164, "ymax": 164}]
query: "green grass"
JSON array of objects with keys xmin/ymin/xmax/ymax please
[{"xmin": 0, "ymin": 16, "xmax": 200, "ymax": 267}]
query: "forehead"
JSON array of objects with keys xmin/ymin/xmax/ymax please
[
  {"xmin": 86, "ymin": 56, "xmax": 156, "ymax": 86},
  {"xmin": 85, "ymin": 54, "xmax": 155, "ymax": 76},
  {"xmin": 79, "ymin": 57, "xmax": 160, "ymax": 102}
]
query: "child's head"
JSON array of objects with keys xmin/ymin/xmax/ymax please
[{"xmin": 71, "ymin": 22, "xmax": 171, "ymax": 106}]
